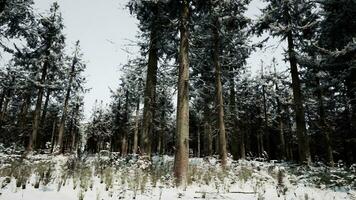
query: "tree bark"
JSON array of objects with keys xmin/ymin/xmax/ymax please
[
  {"xmin": 286, "ymin": 31, "xmax": 311, "ymax": 164},
  {"xmin": 28, "ymin": 59, "xmax": 49, "ymax": 152},
  {"xmin": 56, "ymin": 49, "xmax": 78, "ymax": 154},
  {"xmin": 141, "ymin": 6, "xmax": 159, "ymax": 156},
  {"xmin": 174, "ymin": 0, "xmax": 190, "ymax": 187},
  {"xmin": 212, "ymin": 17, "xmax": 227, "ymax": 168},
  {"xmin": 282, "ymin": 3, "xmax": 311, "ymax": 164}
]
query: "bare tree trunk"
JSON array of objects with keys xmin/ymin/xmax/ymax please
[
  {"xmin": 37, "ymin": 89, "xmax": 51, "ymax": 149},
  {"xmin": 212, "ymin": 17, "xmax": 227, "ymax": 168},
  {"xmin": 174, "ymin": 0, "xmax": 190, "ymax": 187},
  {"xmin": 285, "ymin": 6, "xmax": 311, "ymax": 164},
  {"xmin": 133, "ymin": 97, "xmax": 140, "ymax": 154},
  {"xmin": 142, "ymin": 14, "xmax": 159, "ymax": 157},
  {"xmin": 57, "ymin": 46, "xmax": 78, "ymax": 154},
  {"xmin": 28, "ymin": 60, "xmax": 49, "ymax": 152}
]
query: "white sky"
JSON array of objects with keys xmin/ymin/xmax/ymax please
[{"xmin": 30, "ymin": 0, "xmax": 286, "ymax": 119}]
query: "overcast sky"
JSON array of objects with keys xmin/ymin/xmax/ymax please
[{"xmin": 32, "ymin": 0, "xmax": 286, "ymax": 119}]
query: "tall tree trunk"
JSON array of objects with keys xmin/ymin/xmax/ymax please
[
  {"xmin": 142, "ymin": 12, "xmax": 159, "ymax": 157},
  {"xmin": 28, "ymin": 60, "xmax": 49, "ymax": 152},
  {"xmin": 174, "ymin": 0, "xmax": 190, "ymax": 187},
  {"xmin": 56, "ymin": 50, "xmax": 78, "ymax": 154},
  {"xmin": 286, "ymin": 26, "xmax": 311, "ymax": 164},
  {"xmin": 212, "ymin": 17, "xmax": 227, "ymax": 168},
  {"xmin": 38, "ymin": 89, "xmax": 51, "ymax": 149},
  {"xmin": 133, "ymin": 96, "xmax": 140, "ymax": 154}
]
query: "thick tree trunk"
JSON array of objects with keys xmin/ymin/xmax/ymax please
[
  {"xmin": 174, "ymin": 0, "xmax": 190, "ymax": 187},
  {"xmin": 56, "ymin": 53, "xmax": 77, "ymax": 154},
  {"xmin": 283, "ymin": 4, "xmax": 311, "ymax": 164},
  {"xmin": 37, "ymin": 89, "xmax": 51, "ymax": 149},
  {"xmin": 287, "ymin": 31, "xmax": 311, "ymax": 164},
  {"xmin": 212, "ymin": 17, "xmax": 227, "ymax": 168},
  {"xmin": 28, "ymin": 61, "xmax": 49, "ymax": 152},
  {"xmin": 141, "ymin": 14, "xmax": 159, "ymax": 157},
  {"xmin": 133, "ymin": 97, "xmax": 140, "ymax": 154}
]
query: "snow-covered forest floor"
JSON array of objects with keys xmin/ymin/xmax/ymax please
[{"xmin": 0, "ymin": 152, "xmax": 355, "ymax": 200}]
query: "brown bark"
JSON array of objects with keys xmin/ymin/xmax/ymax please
[
  {"xmin": 286, "ymin": 31, "xmax": 311, "ymax": 164},
  {"xmin": 174, "ymin": 0, "xmax": 190, "ymax": 187},
  {"xmin": 141, "ymin": 24, "xmax": 158, "ymax": 157},
  {"xmin": 283, "ymin": 3, "xmax": 311, "ymax": 164},
  {"xmin": 212, "ymin": 17, "xmax": 227, "ymax": 168}
]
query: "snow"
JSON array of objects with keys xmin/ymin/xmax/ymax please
[{"xmin": 0, "ymin": 154, "xmax": 354, "ymax": 200}]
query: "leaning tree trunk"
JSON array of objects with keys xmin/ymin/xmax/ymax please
[
  {"xmin": 286, "ymin": 30, "xmax": 311, "ymax": 164},
  {"xmin": 174, "ymin": 0, "xmax": 190, "ymax": 187},
  {"xmin": 28, "ymin": 60, "xmax": 49, "ymax": 152},
  {"xmin": 56, "ymin": 53, "xmax": 77, "ymax": 154},
  {"xmin": 212, "ymin": 17, "xmax": 227, "ymax": 168}
]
